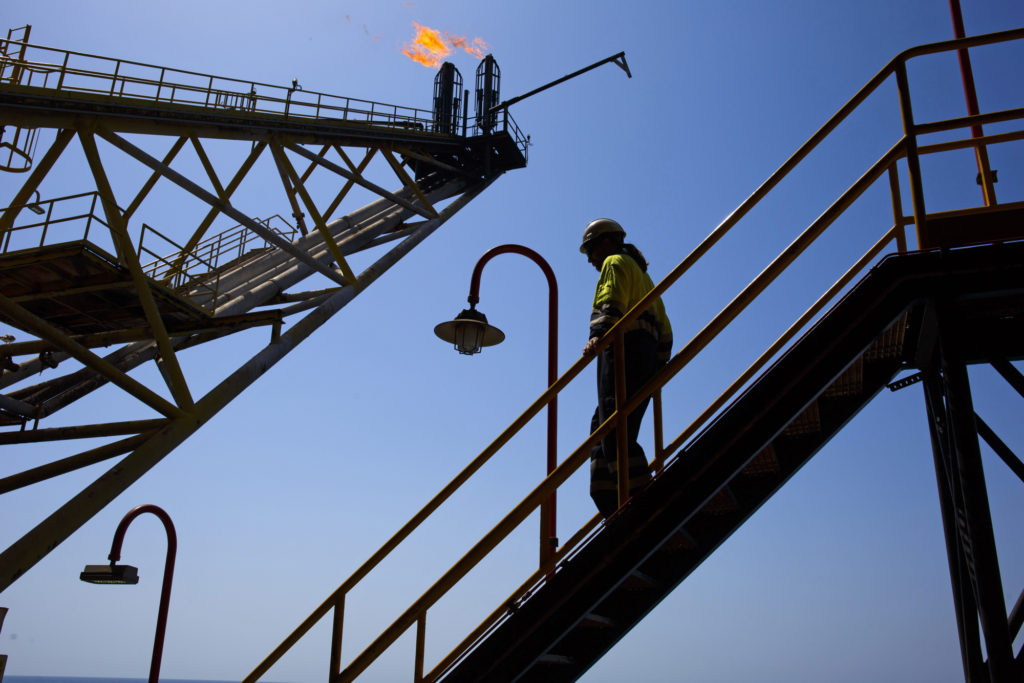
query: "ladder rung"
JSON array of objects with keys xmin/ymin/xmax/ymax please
[
  {"xmin": 781, "ymin": 400, "xmax": 822, "ymax": 436},
  {"xmin": 580, "ymin": 612, "xmax": 616, "ymax": 628},
  {"xmin": 623, "ymin": 569, "xmax": 660, "ymax": 590},
  {"xmin": 741, "ymin": 445, "xmax": 780, "ymax": 476},
  {"xmin": 664, "ymin": 527, "xmax": 698, "ymax": 551},
  {"xmin": 699, "ymin": 486, "xmax": 739, "ymax": 516}
]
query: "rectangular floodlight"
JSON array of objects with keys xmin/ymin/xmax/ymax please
[{"xmin": 80, "ymin": 564, "xmax": 139, "ymax": 584}]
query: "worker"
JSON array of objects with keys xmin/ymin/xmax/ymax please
[{"xmin": 581, "ymin": 218, "xmax": 673, "ymax": 518}]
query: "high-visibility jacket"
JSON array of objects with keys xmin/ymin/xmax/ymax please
[{"xmin": 589, "ymin": 252, "xmax": 673, "ymax": 362}]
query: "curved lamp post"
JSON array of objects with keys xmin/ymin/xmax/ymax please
[
  {"xmin": 26, "ymin": 190, "xmax": 45, "ymax": 215},
  {"xmin": 435, "ymin": 244, "xmax": 559, "ymax": 568},
  {"xmin": 80, "ymin": 504, "xmax": 177, "ymax": 683}
]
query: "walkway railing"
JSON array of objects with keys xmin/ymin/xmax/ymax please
[
  {"xmin": 245, "ymin": 28, "xmax": 1024, "ymax": 682},
  {"xmin": 0, "ymin": 34, "xmax": 529, "ymax": 157},
  {"xmin": 0, "ymin": 187, "xmax": 303, "ymax": 315},
  {"xmin": 141, "ymin": 212, "xmax": 295, "ymax": 278},
  {"xmin": 0, "ymin": 191, "xmax": 110, "ymax": 255},
  {"xmin": 138, "ymin": 215, "xmax": 298, "ymax": 314}
]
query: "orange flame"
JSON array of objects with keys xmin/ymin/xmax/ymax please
[
  {"xmin": 402, "ymin": 22, "xmax": 488, "ymax": 68},
  {"xmin": 447, "ymin": 34, "xmax": 487, "ymax": 59}
]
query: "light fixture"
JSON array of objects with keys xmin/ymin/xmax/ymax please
[
  {"xmin": 434, "ymin": 307, "xmax": 504, "ymax": 355},
  {"xmin": 79, "ymin": 504, "xmax": 176, "ymax": 683},
  {"xmin": 80, "ymin": 563, "xmax": 140, "ymax": 585},
  {"xmin": 26, "ymin": 190, "xmax": 44, "ymax": 215},
  {"xmin": 434, "ymin": 243, "xmax": 561, "ymax": 570}
]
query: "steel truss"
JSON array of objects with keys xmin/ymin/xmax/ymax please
[
  {"xmin": 921, "ymin": 299, "xmax": 1024, "ymax": 682},
  {"xmin": 0, "ymin": 34, "xmax": 522, "ymax": 591}
]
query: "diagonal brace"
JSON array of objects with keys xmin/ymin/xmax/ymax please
[
  {"xmin": 323, "ymin": 147, "xmax": 377, "ymax": 223},
  {"xmin": 381, "ymin": 146, "xmax": 438, "ymax": 218},
  {"xmin": 270, "ymin": 143, "xmax": 358, "ymax": 287},
  {"xmin": 96, "ymin": 129, "xmax": 349, "ymax": 288},
  {"xmin": 284, "ymin": 142, "xmax": 435, "ymax": 219},
  {"xmin": 0, "ymin": 293, "xmax": 185, "ymax": 419},
  {"xmin": 79, "ymin": 131, "xmax": 196, "ymax": 411},
  {"xmin": 124, "ymin": 136, "xmax": 189, "ymax": 221},
  {"xmin": 175, "ymin": 141, "xmax": 269, "ymax": 273},
  {"xmin": 975, "ymin": 414, "xmax": 1024, "ymax": 484}
]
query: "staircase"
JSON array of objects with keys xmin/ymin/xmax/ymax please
[
  {"xmin": 244, "ymin": 27, "xmax": 1024, "ymax": 683},
  {"xmin": 438, "ymin": 242, "xmax": 1024, "ymax": 682}
]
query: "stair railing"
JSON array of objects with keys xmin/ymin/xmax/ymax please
[
  {"xmin": 0, "ymin": 36, "xmax": 434, "ymax": 130},
  {"xmin": 245, "ymin": 27, "xmax": 1024, "ymax": 683},
  {"xmin": 140, "ymin": 215, "xmax": 296, "ymax": 287},
  {"xmin": 0, "ymin": 191, "xmax": 109, "ymax": 253}
]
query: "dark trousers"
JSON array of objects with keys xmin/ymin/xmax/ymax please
[{"xmin": 589, "ymin": 331, "xmax": 660, "ymax": 517}]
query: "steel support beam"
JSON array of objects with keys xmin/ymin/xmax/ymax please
[
  {"xmin": 0, "ymin": 293, "xmax": 185, "ymax": 419},
  {"xmin": 975, "ymin": 415, "xmax": 1024, "ymax": 485},
  {"xmin": 923, "ymin": 368, "xmax": 988, "ymax": 682},
  {"xmin": 923, "ymin": 299, "xmax": 1018, "ymax": 681},
  {"xmin": 79, "ymin": 131, "xmax": 196, "ymax": 411},
  {"xmin": 0, "ymin": 177, "xmax": 495, "ymax": 593}
]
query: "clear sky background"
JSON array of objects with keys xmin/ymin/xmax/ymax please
[{"xmin": 2, "ymin": 1, "xmax": 1024, "ymax": 682}]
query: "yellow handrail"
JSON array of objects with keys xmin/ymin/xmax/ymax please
[
  {"xmin": 245, "ymin": 28, "xmax": 1024, "ymax": 682},
  {"xmin": 330, "ymin": 141, "xmax": 915, "ymax": 682},
  {"xmin": 425, "ymin": 514, "xmax": 603, "ymax": 681},
  {"xmin": 661, "ymin": 222, "xmax": 906, "ymax": 464}
]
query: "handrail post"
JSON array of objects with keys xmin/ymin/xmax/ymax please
[
  {"xmin": 895, "ymin": 60, "xmax": 927, "ymax": 247},
  {"xmin": 56, "ymin": 50, "xmax": 69, "ymax": 91},
  {"xmin": 329, "ymin": 592, "xmax": 345, "ymax": 679},
  {"xmin": 652, "ymin": 388, "xmax": 665, "ymax": 474},
  {"xmin": 8, "ymin": 36, "xmax": 26, "ymax": 84},
  {"xmin": 38, "ymin": 212, "xmax": 48, "ymax": 249},
  {"xmin": 85, "ymin": 191, "xmax": 98, "ymax": 242},
  {"xmin": 414, "ymin": 613, "xmax": 427, "ymax": 683},
  {"xmin": 613, "ymin": 328, "xmax": 630, "ymax": 508},
  {"xmin": 887, "ymin": 165, "xmax": 908, "ymax": 253},
  {"xmin": 109, "ymin": 59, "xmax": 120, "ymax": 96}
]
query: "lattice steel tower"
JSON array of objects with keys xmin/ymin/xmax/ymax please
[{"xmin": 0, "ymin": 26, "xmax": 527, "ymax": 590}]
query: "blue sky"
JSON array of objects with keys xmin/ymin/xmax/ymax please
[{"xmin": 1, "ymin": 1, "xmax": 1023, "ymax": 682}]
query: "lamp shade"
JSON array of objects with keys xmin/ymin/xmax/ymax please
[
  {"xmin": 434, "ymin": 308, "xmax": 505, "ymax": 355},
  {"xmin": 81, "ymin": 563, "xmax": 140, "ymax": 584}
]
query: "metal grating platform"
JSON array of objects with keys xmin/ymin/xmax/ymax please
[{"xmin": 0, "ymin": 241, "xmax": 210, "ymax": 336}]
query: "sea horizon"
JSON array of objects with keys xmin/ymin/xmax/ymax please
[{"xmin": 5, "ymin": 676, "xmax": 290, "ymax": 683}]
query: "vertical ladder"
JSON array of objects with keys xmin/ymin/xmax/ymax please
[{"xmin": 0, "ymin": 26, "xmax": 38, "ymax": 172}]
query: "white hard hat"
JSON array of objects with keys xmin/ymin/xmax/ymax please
[{"xmin": 579, "ymin": 218, "xmax": 625, "ymax": 254}]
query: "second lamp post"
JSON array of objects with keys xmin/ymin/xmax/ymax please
[{"xmin": 435, "ymin": 244, "xmax": 559, "ymax": 568}]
